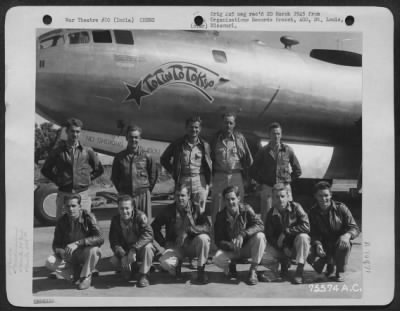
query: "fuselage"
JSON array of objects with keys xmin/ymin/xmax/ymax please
[
  {"xmin": 36, "ymin": 29, "xmax": 361, "ymax": 144},
  {"xmin": 36, "ymin": 29, "xmax": 362, "ymax": 179}
]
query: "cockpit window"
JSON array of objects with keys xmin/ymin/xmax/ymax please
[
  {"xmin": 114, "ymin": 30, "xmax": 134, "ymax": 45},
  {"xmin": 212, "ymin": 50, "xmax": 227, "ymax": 63},
  {"xmin": 69, "ymin": 32, "xmax": 90, "ymax": 44},
  {"xmin": 92, "ymin": 30, "xmax": 112, "ymax": 43},
  {"xmin": 39, "ymin": 35, "xmax": 65, "ymax": 49}
]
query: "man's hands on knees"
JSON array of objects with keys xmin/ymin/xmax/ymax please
[
  {"xmin": 127, "ymin": 249, "xmax": 137, "ymax": 264},
  {"xmin": 121, "ymin": 256, "xmax": 130, "ymax": 271},
  {"xmin": 232, "ymin": 235, "xmax": 243, "ymax": 251},
  {"xmin": 121, "ymin": 249, "xmax": 137, "ymax": 271},
  {"xmin": 64, "ymin": 242, "xmax": 79, "ymax": 258},
  {"xmin": 337, "ymin": 233, "xmax": 351, "ymax": 250},
  {"xmin": 114, "ymin": 246, "xmax": 126, "ymax": 258}
]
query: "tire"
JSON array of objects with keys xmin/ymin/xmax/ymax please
[{"xmin": 34, "ymin": 183, "xmax": 58, "ymax": 226}]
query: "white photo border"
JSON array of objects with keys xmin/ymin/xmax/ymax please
[{"xmin": 4, "ymin": 6, "xmax": 395, "ymax": 307}]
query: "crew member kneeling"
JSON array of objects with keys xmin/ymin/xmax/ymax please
[
  {"xmin": 307, "ymin": 181, "xmax": 360, "ymax": 282},
  {"xmin": 109, "ymin": 195, "xmax": 155, "ymax": 287},
  {"xmin": 260, "ymin": 183, "xmax": 310, "ymax": 284},
  {"xmin": 152, "ymin": 185, "xmax": 211, "ymax": 284},
  {"xmin": 213, "ymin": 185, "xmax": 266, "ymax": 285},
  {"xmin": 45, "ymin": 194, "xmax": 104, "ymax": 290}
]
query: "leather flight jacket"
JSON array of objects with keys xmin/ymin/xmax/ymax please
[
  {"xmin": 250, "ymin": 142, "xmax": 301, "ymax": 187},
  {"xmin": 309, "ymin": 200, "xmax": 360, "ymax": 247},
  {"xmin": 214, "ymin": 203, "xmax": 264, "ymax": 251},
  {"xmin": 111, "ymin": 146, "xmax": 158, "ymax": 196},
  {"xmin": 52, "ymin": 209, "xmax": 104, "ymax": 252},
  {"xmin": 41, "ymin": 141, "xmax": 104, "ymax": 192},
  {"xmin": 109, "ymin": 211, "xmax": 154, "ymax": 257},
  {"xmin": 151, "ymin": 201, "xmax": 211, "ymax": 248},
  {"xmin": 264, "ymin": 201, "xmax": 310, "ymax": 249}
]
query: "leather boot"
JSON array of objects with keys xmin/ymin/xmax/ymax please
[
  {"xmin": 247, "ymin": 265, "xmax": 258, "ymax": 285},
  {"xmin": 195, "ymin": 265, "xmax": 208, "ymax": 284},
  {"xmin": 293, "ymin": 263, "xmax": 304, "ymax": 284},
  {"xmin": 137, "ymin": 273, "xmax": 150, "ymax": 287},
  {"xmin": 228, "ymin": 262, "xmax": 238, "ymax": 278}
]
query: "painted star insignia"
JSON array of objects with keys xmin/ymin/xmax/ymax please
[{"xmin": 124, "ymin": 81, "xmax": 149, "ymax": 107}]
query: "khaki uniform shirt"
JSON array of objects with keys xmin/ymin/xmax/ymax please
[
  {"xmin": 214, "ymin": 134, "xmax": 243, "ymax": 173},
  {"xmin": 181, "ymin": 140, "xmax": 204, "ymax": 176}
]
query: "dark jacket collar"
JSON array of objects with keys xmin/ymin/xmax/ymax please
[
  {"xmin": 170, "ymin": 200, "xmax": 195, "ymax": 217},
  {"xmin": 272, "ymin": 202, "xmax": 294, "ymax": 217},
  {"xmin": 181, "ymin": 135, "xmax": 207, "ymax": 147},
  {"xmin": 222, "ymin": 203, "xmax": 247, "ymax": 218},
  {"xmin": 122, "ymin": 145, "xmax": 146, "ymax": 156},
  {"xmin": 266, "ymin": 141, "xmax": 288, "ymax": 151},
  {"xmin": 65, "ymin": 209, "xmax": 86, "ymax": 225},
  {"xmin": 216, "ymin": 130, "xmax": 237, "ymax": 140},
  {"xmin": 117, "ymin": 212, "xmax": 137, "ymax": 224},
  {"xmin": 184, "ymin": 135, "xmax": 201, "ymax": 146},
  {"xmin": 62, "ymin": 140, "xmax": 83, "ymax": 151},
  {"xmin": 313, "ymin": 200, "xmax": 338, "ymax": 214}
]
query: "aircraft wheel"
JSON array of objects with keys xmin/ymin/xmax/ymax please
[{"xmin": 34, "ymin": 183, "xmax": 58, "ymax": 226}]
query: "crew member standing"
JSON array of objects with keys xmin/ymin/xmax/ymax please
[
  {"xmin": 41, "ymin": 118, "xmax": 104, "ymax": 219},
  {"xmin": 210, "ymin": 112, "xmax": 253, "ymax": 228},
  {"xmin": 250, "ymin": 122, "xmax": 302, "ymax": 224},
  {"xmin": 160, "ymin": 116, "xmax": 212, "ymax": 212},
  {"xmin": 111, "ymin": 125, "xmax": 158, "ymax": 220}
]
